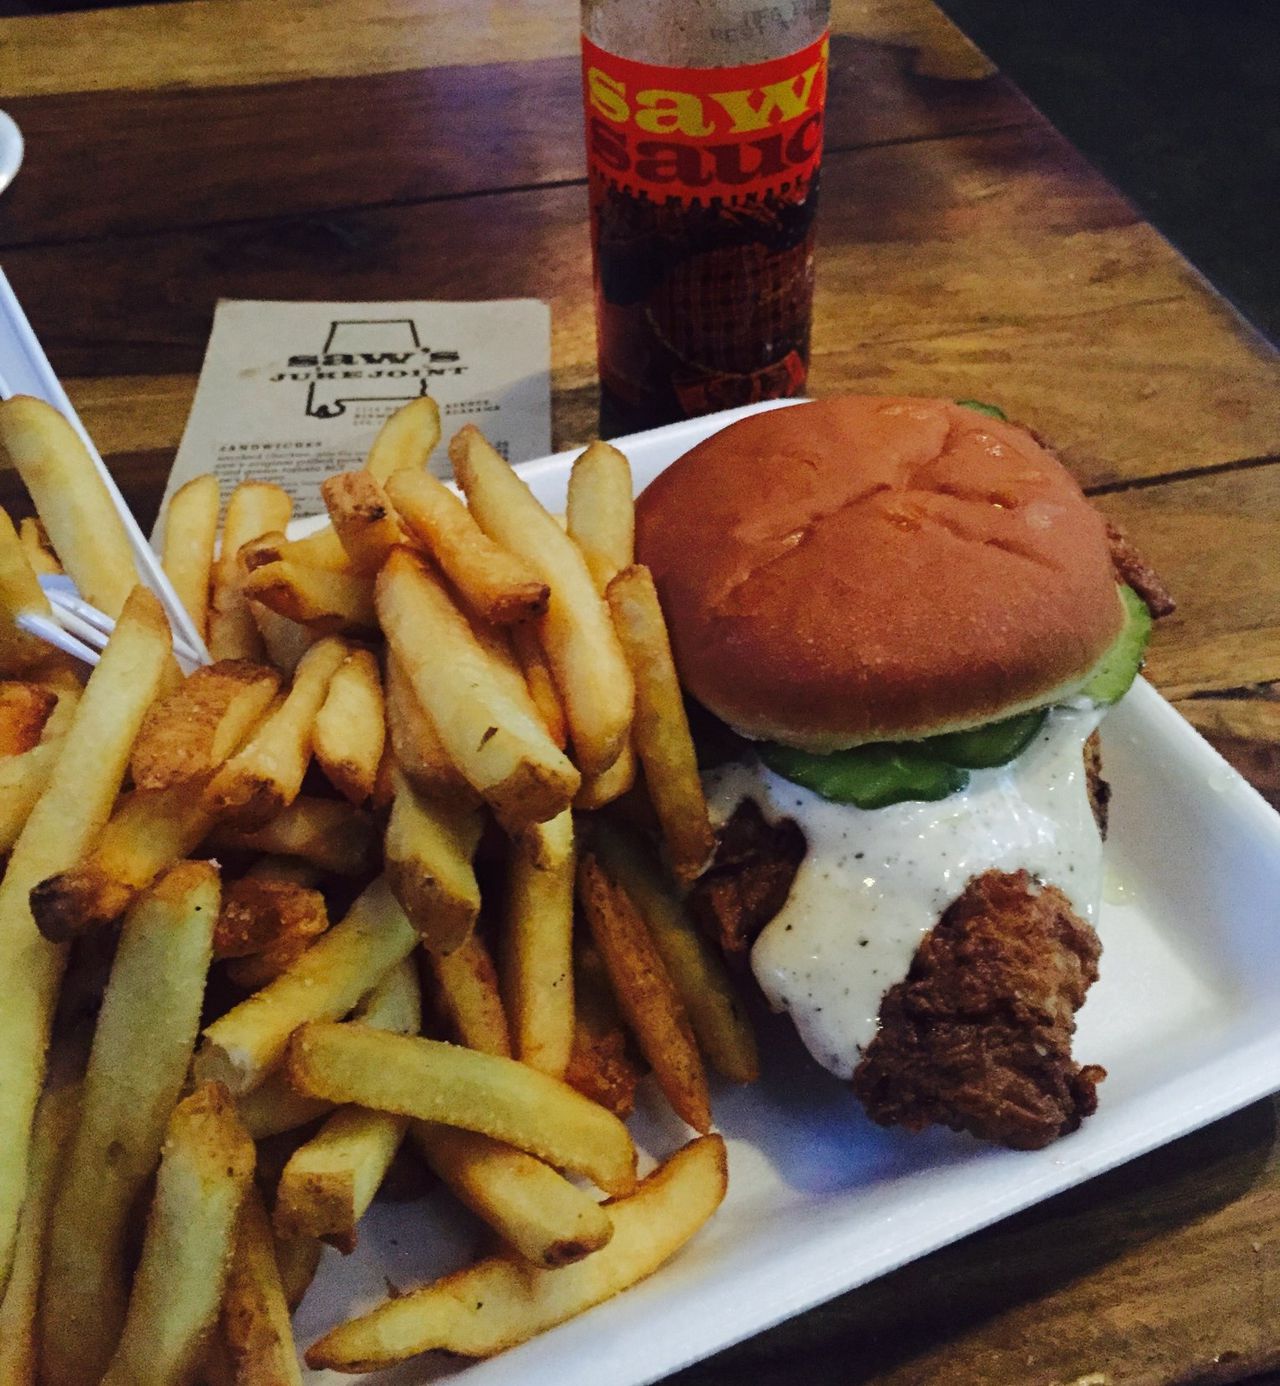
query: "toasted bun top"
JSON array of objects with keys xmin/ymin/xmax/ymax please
[{"xmin": 634, "ymin": 397, "xmax": 1123, "ymax": 749}]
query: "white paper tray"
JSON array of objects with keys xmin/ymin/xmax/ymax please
[{"xmin": 294, "ymin": 402, "xmax": 1280, "ymax": 1385}]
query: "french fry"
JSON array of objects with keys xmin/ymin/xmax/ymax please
[
  {"xmin": 607, "ymin": 564, "xmax": 714, "ymax": 882},
  {"xmin": 0, "ymin": 740, "xmax": 61, "ymax": 856},
  {"xmin": 214, "ymin": 874, "xmax": 328, "ymax": 959},
  {"xmin": 237, "ymin": 532, "xmax": 325, "ymax": 674},
  {"xmin": 236, "ymin": 1073, "xmax": 333, "ymax": 1142},
  {"xmin": 207, "ymin": 796, "xmax": 375, "ymax": 876},
  {"xmin": 502, "ymin": 810, "xmax": 576, "ymax": 1078},
  {"xmin": 364, "ymin": 395, "xmax": 441, "ymax": 483},
  {"xmin": 0, "ymin": 669, "xmax": 79, "ymax": 830},
  {"xmin": 511, "ymin": 621, "xmax": 567, "ymax": 747},
  {"xmin": 352, "ymin": 951, "xmax": 425, "ymax": 1033},
  {"xmin": 377, "ymin": 549, "xmax": 579, "ymax": 829},
  {"xmin": 240, "ymin": 524, "xmax": 354, "ymax": 574},
  {"xmin": 372, "ymin": 737, "xmax": 396, "ymax": 810},
  {"xmin": 221, "ymin": 1186, "xmax": 302, "ymax": 1386},
  {"xmin": 566, "ymin": 440, "xmax": 634, "ymax": 593},
  {"xmin": 574, "ymin": 737, "xmax": 637, "ymax": 809},
  {"xmin": 412, "ymin": 1124, "xmax": 612, "ymax": 1269},
  {"xmin": 0, "ymin": 396, "xmax": 137, "ymax": 617},
  {"xmin": 592, "ymin": 825, "xmax": 758, "ymax": 1084},
  {"xmin": 451, "ymin": 424, "xmax": 635, "ymax": 776},
  {"xmin": 383, "ymin": 650, "xmax": 474, "ymax": 800},
  {"xmin": 99, "ymin": 1082, "xmax": 255, "ymax": 1386},
  {"xmin": 273, "ymin": 955, "xmax": 422, "ymax": 1252},
  {"xmin": 200, "ymin": 1325, "xmax": 238, "ymax": 1384},
  {"xmin": 307, "ymin": 1135, "xmax": 726, "ymax": 1370},
  {"xmin": 274, "ymin": 1231, "xmax": 324, "ymax": 1312},
  {"xmin": 204, "ymin": 636, "xmax": 348, "ymax": 826},
  {"xmin": 470, "ymin": 611, "xmax": 540, "ymax": 706},
  {"xmin": 16, "ymin": 516, "xmax": 60, "ymax": 577},
  {"xmin": 322, "ymin": 470, "xmax": 408, "ymax": 574},
  {"xmin": 215, "ymin": 876, "xmax": 330, "ymax": 991},
  {"xmin": 425, "ymin": 931, "xmax": 512, "ymax": 1057},
  {"xmin": 0, "ymin": 586, "xmax": 172, "ymax": 1292},
  {"xmin": 244, "ymin": 559, "xmax": 377, "ymax": 632},
  {"xmin": 208, "ymin": 482, "xmax": 293, "ymax": 661},
  {"xmin": 577, "ymin": 852, "xmax": 711, "ymax": 1133},
  {"xmin": 25, "ymin": 656, "xmax": 83, "ymax": 705},
  {"xmin": 565, "ymin": 941, "xmax": 643, "ymax": 1119},
  {"xmin": 160, "ymin": 473, "xmax": 220, "ymax": 639},
  {"xmin": 236, "ymin": 530, "xmax": 289, "ymax": 573},
  {"xmin": 0, "ymin": 1076, "xmax": 79, "ymax": 1386},
  {"xmin": 287, "ymin": 1023, "xmax": 636, "ymax": 1195},
  {"xmin": 39, "ymin": 862, "xmax": 219, "ymax": 1386},
  {"xmin": 0, "ymin": 508, "xmax": 54, "ymax": 674},
  {"xmin": 244, "ymin": 854, "xmax": 321, "ymax": 888},
  {"xmin": 313, "ymin": 646, "xmax": 385, "ymax": 804},
  {"xmin": 0, "ymin": 682, "xmax": 56, "ymax": 757},
  {"xmin": 285, "ymin": 523, "xmax": 354, "ymax": 570},
  {"xmin": 31, "ymin": 784, "xmax": 218, "ymax": 942},
  {"xmin": 130, "ymin": 658, "xmax": 281, "ymax": 791},
  {"xmin": 253, "ymin": 603, "xmax": 317, "ymax": 676},
  {"xmin": 274, "ymin": 1105, "xmax": 409, "ymax": 1253},
  {"xmin": 385, "ymin": 768, "xmax": 483, "ymax": 955},
  {"xmin": 237, "ymin": 956, "xmax": 422, "ymax": 1139},
  {"xmin": 196, "ymin": 876, "xmax": 418, "ymax": 1095},
  {"xmin": 385, "ymin": 468, "xmax": 549, "ymax": 625}
]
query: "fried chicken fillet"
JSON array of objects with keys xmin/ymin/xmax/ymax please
[{"xmin": 688, "ymin": 736, "xmax": 1112, "ymax": 1150}]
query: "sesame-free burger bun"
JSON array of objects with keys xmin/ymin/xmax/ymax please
[{"xmin": 634, "ymin": 397, "xmax": 1123, "ymax": 751}]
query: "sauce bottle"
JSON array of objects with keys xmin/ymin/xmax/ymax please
[{"xmin": 582, "ymin": 0, "xmax": 830, "ymax": 435}]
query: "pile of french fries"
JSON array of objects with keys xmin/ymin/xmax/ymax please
[{"xmin": 0, "ymin": 391, "xmax": 760, "ymax": 1383}]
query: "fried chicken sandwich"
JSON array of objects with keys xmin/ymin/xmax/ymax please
[{"xmin": 634, "ymin": 396, "xmax": 1171, "ymax": 1149}]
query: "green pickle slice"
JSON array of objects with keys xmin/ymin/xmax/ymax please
[
  {"xmin": 1080, "ymin": 585, "xmax": 1152, "ymax": 704},
  {"xmin": 955, "ymin": 399, "xmax": 1008, "ymax": 420},
  {"xmin": 925, "ymin": 708, "xmax": 1047, "ymax": 767},
  {"xmin": 758, "ymin": 742, "xmax": 969, "ymax": 810}
]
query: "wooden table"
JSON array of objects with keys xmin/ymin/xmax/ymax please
[{"xmin": 2, "ymin": 2, "xmax": 1278, "ymax": 1381}]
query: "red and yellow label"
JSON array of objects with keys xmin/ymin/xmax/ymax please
[{"xmin": 582, "ymin": 33, "xmax": 828, "ymax": 205}]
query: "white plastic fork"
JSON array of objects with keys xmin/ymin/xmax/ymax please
[
  {"xmin": 16, "ymin": 575, "xmax": 205, "ymax": 672},
  {"xmin": 0, "ymin": 268, "xmax": 212, "ymax": 668}
]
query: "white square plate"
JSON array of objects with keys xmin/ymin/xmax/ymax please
[{"xmin": 294, "ymin": 402, "xmax": 1280, "ymax": 1386}]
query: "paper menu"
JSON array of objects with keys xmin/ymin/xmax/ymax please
[{"xmin": 155, "ymin": 298, "xmax": 551, "ymax": 533}]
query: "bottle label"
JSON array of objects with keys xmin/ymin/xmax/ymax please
[{"xmin": 582, "ymin": 33, "xmax": 828, "ymax": 206}]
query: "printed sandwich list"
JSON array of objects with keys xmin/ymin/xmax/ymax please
[{"xmin": 154, "ymin": 298, "xmax": 551, "ymax": 536}]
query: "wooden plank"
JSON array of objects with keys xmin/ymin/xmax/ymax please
[
  {"xmin": 817, "ymin": 298, "xmax": 1280, "ymax": 492},
  {"xmin": 668, "ymin": 1098, "xmax": 1280, "ymax": 1386},
  {"xmin": 1174, "ymin": 697, "xmax": 1280, "ymax": 809},
  {"xmin": 0, "ymin": 0, "xmax": 992, "ymax": 98},
  {"xmin": 0, "ymin": 41, "xmax": 1032, "ymax": 246},
  {"xmin": 3, "ymin": 126, "xmax": 1273, "ymax": 486},
  {"xmin": 61, "ymin": 372, "xmax": 197, "ymax": 457},
  {"xmin": 1096, "ymin": 465, "xmax": 1280, "ymax": 697}
]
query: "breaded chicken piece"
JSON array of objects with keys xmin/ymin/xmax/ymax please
[
  {"xmin": 852, "ymin": 869, "xmax": 1104, "ymax": 1149},
  {"xmin": 688, "ymin": 753, "xmax": 1110, "ymax": 1149},
  {"xmin": 1105, "ymin": 520, "xmax": 1176, "ymax": 618},
  {"xmin": 686, "ymin": 798, "xmax": 806, "ymax": 956}
]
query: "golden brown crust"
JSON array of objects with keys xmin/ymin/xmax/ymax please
[
  {"xmin": 686, "ymin": 798, "xmax": 806, "ymax": 956},
  {"xmin": 1104, "ymin": 519, "xmax": 1176, "ymax": 618},
  {"xmin": 852, "ymin": 869, "xmax": 1104, "ymax": 1150},
  {"xmin": 1084, "ymin": 729, "xmax": 1110, "ymax": 839},
  {"xmin": 635, "ymin": 397, "xmax": 1123, "ymax": 749}
]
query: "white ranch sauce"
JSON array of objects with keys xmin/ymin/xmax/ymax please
[{"xmin": 702, "ymin": 707, "xmax": 1106, "ymax": 1078}]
